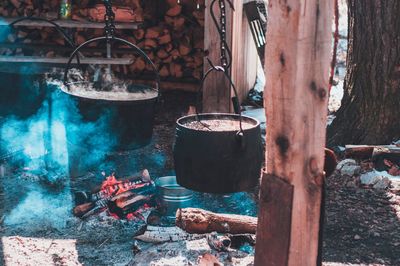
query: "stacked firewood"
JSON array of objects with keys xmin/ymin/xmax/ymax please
[
  {"xmin": 0, "ymin": 0, "xmax": 205, "ymax": 82},
  {"xmin": 113, "ymin": 0, "xmax": 205, "ymax": 81}
]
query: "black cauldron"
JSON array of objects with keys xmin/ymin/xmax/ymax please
[
  {"xmin": 61, "ymin": 84, "xmax": 158, "ymax": 150},
  {"xmin": 173, "ymin": 66, "xmax": 263, "ymax": 193},
  {"xmin": 62, "ymin": 37, "xmax": 160, "ymax": 177},
  {"xmin": 174, "ymin": 113, "xmax": 262, "ymax": 193}
]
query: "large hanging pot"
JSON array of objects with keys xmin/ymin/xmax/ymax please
[
  {"xmin": 62, "ymin": 37, "xmax": 160, "ymax": 177},
  {"xmin": 62, "ymin": 36, "xmax": 160, "ymax": 150},
  {"xmin": 173, "ymin": 67, "xmax": 263, "ymax": 193}
]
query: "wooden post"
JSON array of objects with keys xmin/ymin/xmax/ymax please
[
  {"xmin": 202, "ymin": 0, "xmax": 258, "ymax": 112},
  {"xmin": 255, "ymin": 1, "xmax": 333, "ymax": 266}
]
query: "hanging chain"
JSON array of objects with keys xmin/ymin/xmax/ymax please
[
  {"xmin": 218, "ymin": 0, "xmax": 228, "ymax": 69},
  {"xmin": 209, "ymin": 0, "xmax": 234, "ymax": 70},
  {"xmin": 103, "ymin": 0, "xmax": 116, "ymax": 40}
]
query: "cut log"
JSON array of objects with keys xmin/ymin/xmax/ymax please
[
  {"xmin": 157, "ymin": 48, "xmax": 170, "ymax": 60},
  {"xmin": 164, "ymin": 15, "xmax": 185, "ymax": 30},
  {"xmin": 133, "ymin": 28, "xmax": 145, "ymax": 40},
  {"xmin": 176, "ymin": 208, "xmax": 258, "ymax": 234},
  {"xmin": 158, "ymin": 32, "xmax": 172, "ymax": 45},
  {"xmin": 145, "ymin": 26, "xmax": 163, "ymax": 39},
  {"xmin": 144, "ymin": 38, "xmax": 157, "ymax": 49},
  {"xmin": 159, "ymin": 64, "xmax": 170, "ymax": 77},
  {"xmin": 164, "ymin": 42, "xmax": 174, "ymax": 53},
  {"xmin": 179, "ymin": 36, "xmax": 192, "ymax": 56},
  {"xmin": 87, "ymin": 4, "xmax": 143, "ymax": 23},
  {"xmin": 166, "ymin": 5, "xmax": 182, "ymax": 17}
]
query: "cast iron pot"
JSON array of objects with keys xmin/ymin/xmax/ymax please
[
  {"xmin": 62, "ymin": 36, "xmax": 160, "ymax": 151},
  {"xmin": 61, "ymin": 85, "xmax": 158, "ymax": 150},
  {"xmin": 173, "ymin": 66, "xmax": 263, "ymax": 193},
  {"xmin": 174, "ymin": 113, "xmax": 262, "ymax": 193}
]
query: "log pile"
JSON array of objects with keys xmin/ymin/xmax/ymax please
[{"xmin": 0, "ymin": 0, "xmax": 205, "ymax": 83}]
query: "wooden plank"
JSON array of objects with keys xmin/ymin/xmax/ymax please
[
  {"xmin": 0, "ymin": 43, "xmax": 142, "ymax": 54},
  {"xmin": 202, "ymin": 1, "xmax": 258, "ymax": 112},
  {"xmin": 255, "ymin": 173, "xmax": 293, "ymax": 266},
  {"xmin": 255, "ymin": 0, "xmax": 334, "ymax": 265},
  {"xmin": 202, "ymin": 0, "xmax": 233, "ymax": 112},
  {"xmin": 0, "ymin": 17, "xmax": 141, "ymax": 29},
  {"xmin": 230, "ymin": 0, "xmax": 258, "ymax": 103},
  {"xmin": 0, "ymin": 56, "xmax": 134, "ymax": 65}
]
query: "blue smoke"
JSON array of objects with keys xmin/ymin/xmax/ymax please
[{"xmin": 0, "ymin": 80, "xmax": 118, "ymax": 179}]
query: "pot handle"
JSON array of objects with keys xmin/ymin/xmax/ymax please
[
  {"xmin": 10, "ymin": 17, "xmax": 81, "ymax": 64},
  {"xmin": 63, "ymin": 36, "xmax": 160, "ymax": 97},
  {"xmin": 196, "ymin": 59, "xmax": 244, "ymax": 133}
]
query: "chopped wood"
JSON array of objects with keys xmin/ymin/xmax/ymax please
[
  {"xmin": 166, "ymin": 5, "xmax": 182, "ymax": 17},
  {"xmin": 179, "ymin": 36, "xmax": 192, "ymax": 56},
  {"xmin": 158, "ymin": 33, "xmax": 172, "ymax": 45},
  {"xmin": 156, "ymin": 49, "xmax": 170, "ymax": 60},
  {"xmin": 133, "ymin": 28, "xmax": 145, "ymax": 40},
  {"xmin": 1, "ymin": 0, "xmax": 205, "ymax": 86},
  {"xmin": 145, "ymin": 26, "xmax": 163, "ymax": 39},
  {"xmin": 144, "ymin": 38, "xmax": 157, "ymax": 49},
  {"xmin": 176, "ymin": 208, "xmax": 258, "ymax": 234},
  {"xmin": 159, "ymin": 65, "xmax": 170, "ymax": 77},
  {"xmin": 87, "ymin": 4, "xmax": 143, "ymax": 23}
]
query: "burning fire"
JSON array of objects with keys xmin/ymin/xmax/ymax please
[
  {"xmin": 73, "ymin": 170, "xmax": 157, "ymax": 220},
  {"xmin": 100, "ymin": 172, "xmax": 153, "ymax": 198}
]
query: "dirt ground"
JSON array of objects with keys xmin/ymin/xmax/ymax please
[{"xmin": 322, "ymin": 171, "xmax": 400, "ymax": 265}]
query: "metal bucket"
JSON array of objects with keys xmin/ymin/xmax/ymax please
[{"xmin": 155, "ymin": 176, "xmax": 193, "ymax": 218}]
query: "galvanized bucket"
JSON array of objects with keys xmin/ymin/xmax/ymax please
[{"xmin": 155, "ymin": 176, "xmax": 193, "ymax": 218}]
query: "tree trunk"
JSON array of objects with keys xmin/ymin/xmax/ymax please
[{"xmin": 328, "ymin": 1, "xmax": 400, "ymax": 146}]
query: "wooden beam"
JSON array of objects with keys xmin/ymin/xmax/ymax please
[
  {"xmin": 0, "ymin": 56, "xmax": 134, "ymax": 65},
  {"xmin": 202, "ymin": 0, "xmax": 258, "ymax": 112},
  {"xmin": 230, "ymin": 0, "xmax": 258, "ymax": 103},
  {"xmin": 0, "ymin": 17, "xmax": 141, "ymax": 29},
  {"xmin": 255, "ymin": 1, "xmax": 333, "ymax": 265}
]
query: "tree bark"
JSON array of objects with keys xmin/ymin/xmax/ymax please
[{"xmin": 328, "ymin": 1, "xmax": 400, "ymax": 146}]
